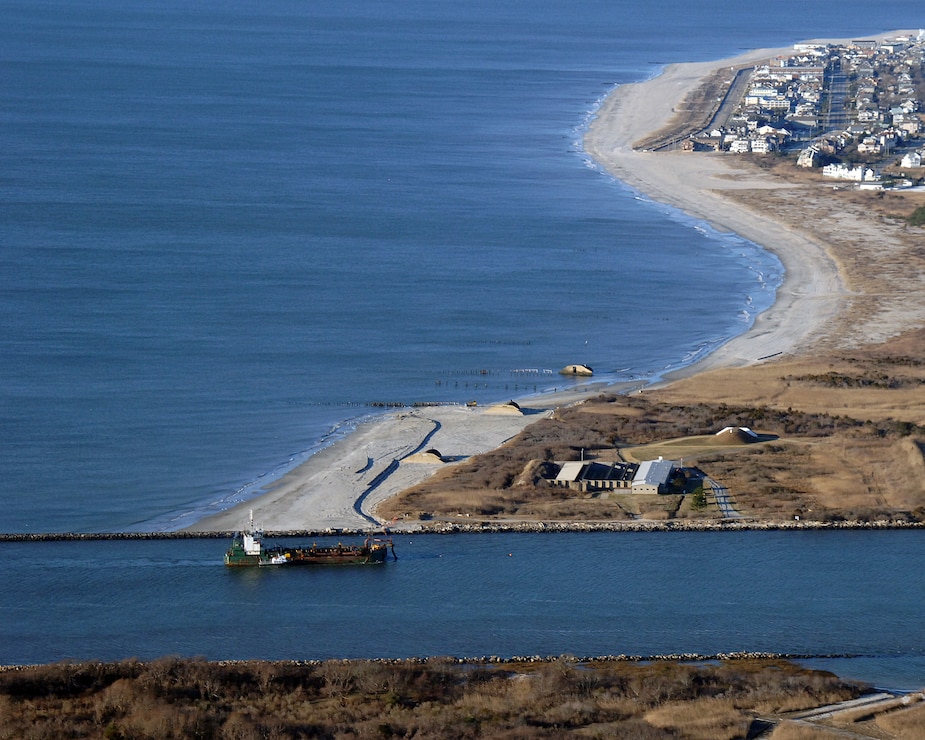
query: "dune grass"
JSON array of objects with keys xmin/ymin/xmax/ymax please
[{"xmin": 0, "ymin": 657, "xmax": 862, "ymax": 739}]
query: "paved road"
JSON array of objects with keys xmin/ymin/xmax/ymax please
[
  {"xmin": 706, "ymin": 66, "xmax": 753, "ymax": 131},
  {"xmin": 822, "ymin": 63, "xmax": 849, "ymax": 134},
  {"xmin": 706, "ymin": 477, "xmax": 741, "ymax": 518}
]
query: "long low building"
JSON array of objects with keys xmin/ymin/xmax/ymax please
[
  {"xmin": 553, "ymin": 457, "xmax": 678, "ymax": 494},
  {"xmin": 553, "ymin": 461, "xmax": 638, "ymax": 492}
]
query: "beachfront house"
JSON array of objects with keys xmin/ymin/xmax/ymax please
[
  {"xmin": 750, "ymin": 137, "xmax": 774, "ymax": 154},
  {"xmin": 822, "ymin": 163, "xmax": 879, "ymax": 182}
]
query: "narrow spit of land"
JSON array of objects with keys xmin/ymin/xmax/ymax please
[
  {"xmin": 7, "ymin": 33, "xmax": 925, "ymax": 738},
  {"xmin": 183, "ymin": 34, "xmax": 924, "ymax": 535}
]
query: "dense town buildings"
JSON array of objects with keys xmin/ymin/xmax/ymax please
[{"xmin": 696, "ymin": 31, "xmax": 925, "ymax": 187}]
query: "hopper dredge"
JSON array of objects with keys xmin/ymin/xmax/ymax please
[{"xmin": 224, "ymin": 511, "xmax": 396, "ymax": 567}]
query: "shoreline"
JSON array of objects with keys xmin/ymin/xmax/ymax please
[
  {"xmin": 0, "ymin": 650, "xmax": 879, "ymax": 668},
  {"xmin": 187, "ymin": 33, "xmax": 907, "ymax": 534},
  {"xmin": 185, "ymin": 389, "xmax": 611, "ymax": 533},
  {"xmin": 583, "ymin": 46, "xmax": 849, "ymax": 383}
]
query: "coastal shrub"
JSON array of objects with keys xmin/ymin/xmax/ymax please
[
  {"xmin": 0, "ymin": 658, "xmax": 865, "ymax": 739},
  {"xmin": 690, "ymin": 487, "xmax": 707, "ymax": 510},
  {"xmin": 908, "ymin": 205, "xmax": 925, "ymax": 226}
]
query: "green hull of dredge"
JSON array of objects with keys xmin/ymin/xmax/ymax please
[{"xmin": 224, "ymin": 512, "xmax": 395, "ymax": 567}]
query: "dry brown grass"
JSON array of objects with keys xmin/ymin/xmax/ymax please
[
  {"xmin": 875, "ymin": 700, "xmax": 925, "ymax": 739},
  {"xmin": 720, "ymin": 182, "xmax": 925, "ymax": 349},
  {"xmin": 0, "ymin": 658, "xmax": 863, "ymax": 740},
  {"xmin": 644, "ymin": 697, "xmax": 747, "ymax": 740},
  {"xmin": 642, "ymin": 331, "xmax": 925, "ymax": 520},
  {"xmin": 655, "ymin": 332, "xmax": 925, "ymax": 422},
  {"xmin": 770, "ymin": 722, "xmax": 847, "ymax": 739},
  {"xmin": 378, "ymin": 330, "xmax": 925, "ymax": 525},
  {"xmin": 839, "ymin": 188, "xmax": 925, "ymax": 222}
]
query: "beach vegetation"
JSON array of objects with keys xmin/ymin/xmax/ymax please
[
  {"xmin": 689, "ymin": 487, "xmax": 707, "ymax": 510},
  {"xmin": 875, "ymin": 700, "xmax": 925, "ymax": 738},
  {"xmin": 908, "ymin": 205, "xmax": 925, "ymax": 226},
  {"xmin": 377, "ymin": 327, "xmax": 925, "ymax": 526},
  {"xmin": 0, "ymin": 657, "xmax": 868, "ymax": 739},
  {"xmin": 769, "ymin": 723, "xmax": 846, "ymax": 739}
]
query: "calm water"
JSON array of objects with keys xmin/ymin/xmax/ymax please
[
  {"xmin": 6, "ymin": 0, "xmax": 918, "ymax": 534},
  {"xmin": 3, "ymin": 0, "xmax": 924, "ymax": 685},
  {"xmin": 2, "ymin": 531, "xmax": 924, "ymax": 689}
]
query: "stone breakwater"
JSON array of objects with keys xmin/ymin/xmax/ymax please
[
  {"xmin": 0, "ymin": 651, "xmax": 865, "ymax": 672},
  {"xmin": 0, "ymin": 531, "xmax": 232, "ymax": 542},
  {"xmin": 390, "ymin": 519, "xmax": 925, "ymax": 535},
  {"xmin": 0, "ymin": 518, "xmax": 922, "ymax": 541}
]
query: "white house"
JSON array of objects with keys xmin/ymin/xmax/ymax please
[
  {"xmin": 900, "ymin": 151, "xmax": 922, "ymax": 168},
  {"xmin": 857, "ymin": 137, "xmax": 882, "ymax": 155},
  {"xmin": 822, "ymin": 164, "xmax": 878, "ymax": 182}
]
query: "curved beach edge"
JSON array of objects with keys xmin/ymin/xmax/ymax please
[{"xmin": 188, "ymin": 31, "xmax": 918, "ymax": 534}]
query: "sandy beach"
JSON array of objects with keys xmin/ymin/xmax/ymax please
[
  {"xmin": 189, "ymin": 384, "xmax": 622, "ymax": 532},
  {"xmin": 189, "ymin": 34, "xmax": 920, "ymax": 534},
  {"xmin": 584, "ymin": 49, "xmax": 849, "ymax": 378}
]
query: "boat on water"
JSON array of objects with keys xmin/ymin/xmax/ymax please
[
  {"xmin": 261, "ymin": 553, "xmax": 289, "ymax": 567},
  {"xmin": 224, "ymin": 511, "xmax": 396, "ymax": 567}
]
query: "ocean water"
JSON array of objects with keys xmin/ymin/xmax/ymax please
[
  {"xmin": 3, "ymin": 1, "xmax": 921, "ymax": 533},
  {"xmin": 3, "ymin": 0, "xmax": 925, "ymax": 683},
  {"xmin": 2, "ymin": 531, "xmax": 925, "ymax": 689}
]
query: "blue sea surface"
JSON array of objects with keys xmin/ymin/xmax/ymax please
[
  {"xmin": 2, "ymin": 531, "xmax": 924, "ymax": 689},
  {"xmin": 2, "ymin": 0, "xmax": 925, "ymax": 682},
  {"xmin": 2, "ymin": 0, "xmax": 920, "ymax": 533}
]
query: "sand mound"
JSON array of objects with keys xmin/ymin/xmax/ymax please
[
  {"xmin": 714, "ymin": 426, "xmax": 760, "ymax": 445},
  {"xmin": 559, "ymin": 364, "xmax": 593, "ymax": 376},
  {"xmin": 405, "ymin": 448, "xmax": 445, "ymax": 464},
  {"xmin": 485, "ymin": 400, "xmax": 523, "ymax": 415}
]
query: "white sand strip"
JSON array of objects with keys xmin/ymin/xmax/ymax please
[
  {"xmin": 189, "ymin": 404, "xmax": 551, "ymax": 532},
  {"xmin": 583, "ymin": 47, "xmax": 847, "ymax": 378}
]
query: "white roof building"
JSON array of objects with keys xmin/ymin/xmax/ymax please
[
  {"xmin": 729, "ymin": 138, "xmax": 751, "ymax": 153},
  {"xmin": 632, "ymin": 458, "xmax": 676, "ymax": 494}
]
